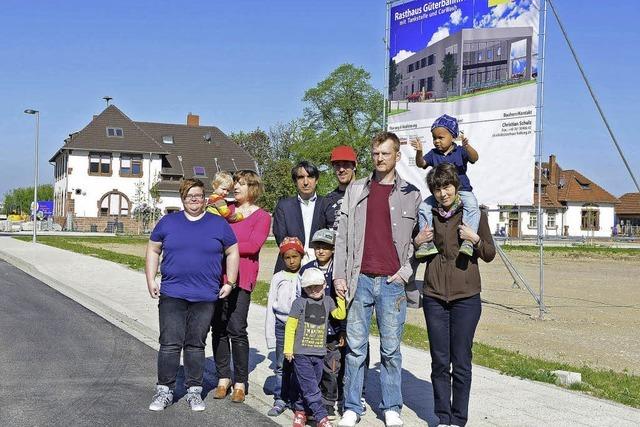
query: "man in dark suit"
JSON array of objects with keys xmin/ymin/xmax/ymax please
[{"xmin": 272, "ymin": 160, "xmax": 327, "ymax": 273}]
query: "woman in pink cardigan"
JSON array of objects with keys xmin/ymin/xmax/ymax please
[{"xmin": 211, "ymin": 170, "xmax": 271, "ymax": 403}]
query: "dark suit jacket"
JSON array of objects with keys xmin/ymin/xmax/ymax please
[{"xmin": 272, "ymin": 194, "xmax": 326, "ymax": 273}]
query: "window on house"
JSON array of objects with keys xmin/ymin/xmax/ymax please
[
  {"xmin": 427, "ymin": 76, "xmax": 433, "ymax": 91},
  {"xmin": 193, "ymin": 166, "xmax": 206, "ymax": 177},
  {"xmin": 420, "ymin": 58, "xmax": 426, "ymax": 68},
  {"xmin": 427, "ymin": 54, "xmax": 435, "ymax": 66},
  {"xmin": 106, "ymin": 127, "xmax": 124, "ymax": 137},
  {"xmin": 487, "ymin": 49, "xmax": 494, "ymax": 60},
  {"xmin": 98, "ymin": 191, "xmax": 130, "ymax": 217},
  {"xmin": 499, "ymin": 211, "xmax": 507, "ymax": 222},
  {"xmin": 581, "ymin": 206, "xmax": 600, "ymax": 230},
  {"xmin": 497, "ymin": 46, "xmax": 502, "ymax": 57},
  {"xmin": 528, "ymin": 211, "xmax": 537, "ymax": 228},
  {"xmin": 89, "ymin": 153, "xmax": 112, "ymax": 176},
  {"xmin": 162, "ymin": 135, "xmax": 174, "ymax": 144},
  {"xmin": 120, "ymin": 154, "xmax": 143, "ymax": 177},
  {"xmin": 547, "ymin": 212, "xmax": 557, "ymax": 228},
  {"xmin": 408, "ymin": 64, "xmax": 414, "ymax": 73}
]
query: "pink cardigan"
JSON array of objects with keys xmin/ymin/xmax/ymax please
[{"xmin": 229, "ymin": 208, "xmax": 271, "ymax": 292}]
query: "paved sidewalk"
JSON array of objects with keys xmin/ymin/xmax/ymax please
[{"xmin": 1, "ymin": 236, "xmax": 638, "ymax": 426}]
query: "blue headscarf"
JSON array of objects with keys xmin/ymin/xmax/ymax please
[{"xmin": 431, "ymin": 114, "xmax": 459, "ymax": 138}]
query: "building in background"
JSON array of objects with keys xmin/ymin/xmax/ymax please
[
  {"xmin": 615, "ymin": 192, "xmax": 640, "ymax": 236},
  {"xmin": 49, "ymin": 104, "xmax": 256, "ymax": 232},
  {"xmin": 487, "ymin": 155, "xmax": 619, "ymax": 239}
]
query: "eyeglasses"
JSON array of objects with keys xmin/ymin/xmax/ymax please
[{"xmin": 184, "ymin": 194, "xmax": 205, "ymax": 201}]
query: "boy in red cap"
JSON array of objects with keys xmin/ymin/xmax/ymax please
[{"xmin": 265, "ymin": 237, "xmax": 305, "ymax": 416}]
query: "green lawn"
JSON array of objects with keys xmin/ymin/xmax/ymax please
[
  {"xmin": 502, "ymin": 244, "xmax": 640, "ymax": 259},
  {"xmin": 15, "ymin": 235, "xmax": 640, "ymax": 408},
  {"xmin": 388, "ymin": 108, "xmax": 409, "ymax": 116},
  {"xmin": 437, "ymin": 79, "xmax": 537, "ymax": 102}
]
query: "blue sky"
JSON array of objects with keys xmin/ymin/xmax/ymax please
[{"xmin": 1, "ymin": 0, "xmax": 639, "ymax": 199}]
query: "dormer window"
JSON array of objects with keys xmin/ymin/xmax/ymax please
[
  {"xmin": 193, "ymin": 166, "xmax": 206, "ymax": 177},
  {"xmin": 162, "ymin": 135, "xmax": 174, "ymax": 144},
  {"xmin": 107, "ymin": 127, "xmax": 124, "ymax": 138}
]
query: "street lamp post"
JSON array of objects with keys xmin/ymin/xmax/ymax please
[{"xmin": 24, "ymin": 109, "xmax": 39, "ymax": 243}]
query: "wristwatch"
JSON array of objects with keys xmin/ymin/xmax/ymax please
[{"xmin": 226, "ymin": 281, "xmax": 237, "ymax": 290}]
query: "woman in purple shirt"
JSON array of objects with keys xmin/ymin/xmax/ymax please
[
  {"xmin": 145, "ymin": 178, "xmax": 239, "ymax": 412},
  {"xmin": 211, "ymin": 170, "xmax": 271, "ymax": 403}
]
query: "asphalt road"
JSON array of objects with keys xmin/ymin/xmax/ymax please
[{"xmin": 0, "ymin": 259, "xmax": 276, "ymax": 426}]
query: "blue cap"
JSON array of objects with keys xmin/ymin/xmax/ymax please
[{"xmin": 431, "ymin": 114, "xmax": 459, "ymax": 138}]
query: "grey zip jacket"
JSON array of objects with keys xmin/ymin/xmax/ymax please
[{"xmin": 333, "ymin": 173, "xmax": 421, "ymax": 304}]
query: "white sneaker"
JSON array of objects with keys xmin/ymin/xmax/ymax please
[
  {"xmin": 185, "ymin": 386, "xmax": 205, "ymax": 411},
  {"xmin": 338, "ymin": 410, "xmax": 360, "ymax": 427},
  {"xmin": 384, "ymin": 410, "xmax": 404, "ymax": 427},
  {"xmin": 149, "ymin": 385, "xmax": 173, "ymax": 411},
  {"xmin": 437, "ymin": 425, "xmax": 450, "ymax": 427}
]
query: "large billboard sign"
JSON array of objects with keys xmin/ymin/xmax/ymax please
[{"xmin": 388, "ymin": 0, "xmax": 540, "ymax": 205}]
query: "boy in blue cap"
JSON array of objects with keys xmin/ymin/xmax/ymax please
[{"xmin": 410, "ymin": 114, "xmax": 480, "ymax": 257}]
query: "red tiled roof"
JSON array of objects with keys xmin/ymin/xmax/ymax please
[
  {"xmin": 616, "ymin": 192, "xmax": 640, "ymax": 215},
  {"xmin": 533, "ymin": 156, "xmax": 618, "ymax": 207}
]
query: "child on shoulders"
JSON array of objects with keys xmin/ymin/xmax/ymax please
[{"xmin": 411, "ymin": 114, "xmax": 480, "ymax": 257}]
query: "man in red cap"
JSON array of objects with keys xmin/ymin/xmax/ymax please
[{"xmin": 324, "ymin": 145, "xmax": 357, "ymax": 231}]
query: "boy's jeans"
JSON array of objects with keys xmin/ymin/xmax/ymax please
[
  {"xmin": 418, "ymin": 191, "xmax": 479, "ymax": 232},
  {"xmin": 343, "ymin": 274, "xmax": 407, "ymax": 415}
]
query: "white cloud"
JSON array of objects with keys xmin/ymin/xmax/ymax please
[
  {"xmin": 393, "ymin": 49, "xmax": 415, "ymax": 64},
  {"xmin": 427, "ymin": 26, "xmax": 450, "ymax": 47},
  {"xmin": 474, "ymin": 0, "xmax": 540, "ymax": 68},
  {"xmin": 450, "ymin": 9, "xmax": 463, "ymax": 25}
]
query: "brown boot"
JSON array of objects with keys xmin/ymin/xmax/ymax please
[
  {"xmin": 212, "ymin": 383, "xmax": 231, "ymax": 399},
  {"xmin": 230, "ymin": 387, "xmax": 245, "ymax": 403}
]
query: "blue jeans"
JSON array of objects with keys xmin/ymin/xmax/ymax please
[
  {"xmin": 292, "ymin": 354, "xmax": 327, "ymax": 419},
  {"xmin": 418, "ymin": 191, "xmax": 479, "ymax": 232},
  {"xmin": 343, "ymin": 274, "xmax": 407, "ymax": 414},
  {"xmin": 273, "ymin": 317, "xmax": 292, "ymax": 404},
  {"xmin": 423, "ymin": 294, "xmax": 481, "ymax": 427}
]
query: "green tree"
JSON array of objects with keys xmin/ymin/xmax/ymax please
[
  {"xmin": 3, "ymin": 184, "xmax": 53, "ymax": 214},
  {"xmin": 300, "ymin": 63, "xmax": 384, "ymax": 173},
  {"xmin": 438, "ymin": 53, "xmax": 458, "ymax": 95},
  {"xmin": 388, "ymin": 58, "xmax": 401, "ymax": 96},
  {"xmin": 229, "ymin": 128, "xmax": 271, "ymax": 174}
]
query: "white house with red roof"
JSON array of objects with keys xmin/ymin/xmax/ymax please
[{"xmin": 487, "ymin": 155, "xmax": 619, "ymax": 239}]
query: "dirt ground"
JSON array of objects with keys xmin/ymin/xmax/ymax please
[{"xmin": 95, "ymin": 242, "xmax": 640, "ymax": 374}]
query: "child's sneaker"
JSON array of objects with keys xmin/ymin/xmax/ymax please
[
  {"xmin": 267, "ymin": 400, "xmax": 287, "ymax": 417},
  {"xmin": 292, "ymin": 410, "xmax": 307, "ymax": 427},
  {"xmin": 185, "ymin": 386, "xmax": 205, "ymax": 411},
  {"xmin": 415, "ymin": 242, "xmax": 438, "ymax": 258},
  {"xmin": 338, "ymin": 410, "xmax": 360, "ymax": 427},
  {"xmin": 459, "ymin": 240, "xmax": 474, "ymax": 256},
  {"xmin": 148, "ymin": 385, "xmax": 173, "ymax": 411},
  {"xmin": 317, "ymin": 416, "xmax": 333, "ymax": 427}
]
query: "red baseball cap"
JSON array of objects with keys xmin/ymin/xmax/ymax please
[
  {"xmin": 330, "ymin": 145, "xmax": 357, "ymax": 164},
  {"xmin": 279, "ymin": 236, "xmax": 304, "ymax": 255}
]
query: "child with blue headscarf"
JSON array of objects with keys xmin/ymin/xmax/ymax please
[{"xmin": 410, "ymin": 114, "xmax": 480, "ymax": 257}]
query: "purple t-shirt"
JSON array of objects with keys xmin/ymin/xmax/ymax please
[{"xmin": 150, "ymin": 212, "xmax": 237, "ymax": 302}]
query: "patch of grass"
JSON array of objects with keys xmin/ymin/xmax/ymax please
[
  {"xmin": 15, "ymin": 236, "xmax": 146, "ymax": 270},
  {"xmin": 388, "ymin": 108, "xmax": 409, "ymax": 116},
  {"xmin": 437, "ymin": 79, "xmax": 536, "ymax": 102},
  {"xmin": 20, "ymin": 235, "xmax": 640, "ymax": 408}
]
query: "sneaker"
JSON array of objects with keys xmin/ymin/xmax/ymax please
[
  {"xmin": 185, "ymin": 386, "xmax": 205, "ymax": 411},
  {"xmin": 292, "ymin": 410, "xmax": 307, "ymax": 427},
  {"xmin": 326, "ymin": 404, "xmax": 337, "ymax": 421},
  {"xmin": 148, "ymin": 385, "xmax": 173, "ymax": 411},
  {"xmin": 415, "ymin": 241, "xmax": 439, "ymax": 258},
  {"xmin": 317, "ymin": 416, "xmax": 333, "ymax": 427},
  {"xmin": 338, "ymin": 410, "xmax": 360, "ymax": 427},
  {"xmin": 459, "ymin": 240, "xmax": 474, "ymax": 256},
  {"xmin": 360, "ymin": 397, "xmax": 367, "ymax": 415},
  {"xmin": 384, "ymin": 410, "xmax": 403, "ymax": 427},
  {"xmin": 267, "ymin": 400, "xmax": 286, "ymax": 417}
]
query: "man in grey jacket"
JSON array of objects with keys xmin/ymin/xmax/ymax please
[{"xmin": 334, "ymin": 132, "xmax": 421, "ymax": 427}]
